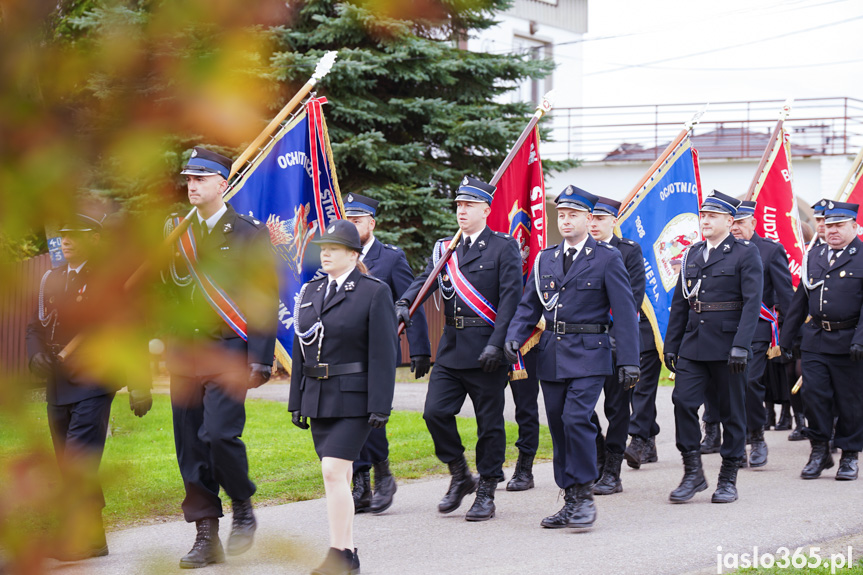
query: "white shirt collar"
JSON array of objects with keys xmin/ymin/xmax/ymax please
[
  {"xmin": 327, "ymin": 268, "xmax": 355, "ymax": 292},
  {"xmin": 706, "ymin": 233, "xmax": 731, "ymax": 252},
  {"xmin": 360, "ymin": 236, "xmax": 376, "ymax": 261},
  {"xmin": 563, "ymin": 235, "xmax": 589, "ymax": 254},
  {"xmin": 67, "ymin": 261, "xmax": 87, "ymax": 274},
  {"xmin": 463, "ymin": 227, "xmax": 485, "ymax": 247},
  {"xmin": 198, "ymin": 204, "xmax": 228, "ymax": 233}
]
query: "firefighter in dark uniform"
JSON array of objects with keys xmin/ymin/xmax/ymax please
[
  {"xmin": 343, "ymin": 192, "xmax": 431, "ymax": 514},
  {"xmin": 627, "ymin": 308, "xmax": 663, "ymax": 468},
  {"xmin": 505, "ymin": 348, "xmax": 541, "ymax": 492},
  {"xmin": 164, "ymin": 147, "xmax": 278, "ymax": 568},
  {"xmin": 664, "ymin": 191, "xmax": 763, "ymax": 504},
  {"xmin": 27, "ymin": 212, "xmax": 153, "ymax": 561},
  {"xmin": 586, "ymin": 196, "xmax": 645, "ymax": 495},
  {"xmin": 726, "ymin": 200, "xmax": 794, "ymax": 468},
  {"xmin": 289, "ymin": 220, "xmax": 398, "ymax": 575},
  {"xmin": 397, "ymin": 176, "xmax": 522, "ymax": 522},
  {"xmin": 780, "ymin": 201, "xmax": 863, "ymax": 481},
  {"xmin": 504, "ymin": 186, "xmax": 640, "ymax": 530}
]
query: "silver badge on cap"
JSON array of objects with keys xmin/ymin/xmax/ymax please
[
  {"xmin": 347, "ymin": 194, "xmax": 354, "ymax": 203},
  {"xmin": 565, "ymin": 187, "xmax": 573, "ymax": 195},
  {"xmin": 462, "ymin": 177, "xmax": 469, "ymax": 185},
  {"xmin": 191, "ymin": 149, "xmax": 198, "ymax": 158},
  {"xmin": 829, "ymin": 201, "xmax": 835, "ymax": 209},
  {"xmin": 820, "ymin": 200, "xmax": 827, "ymax": 206},
  {"xmin": 327, "ymin": 226, "xmax": 335, "ymax": 234}
]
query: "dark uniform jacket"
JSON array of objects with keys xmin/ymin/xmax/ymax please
[
  {"xmin": 610, "ymin": 235, "xmax": 647, "ymax": 352},
  {"xmin": 401, "ymin": 226, "xmax": 523, "ymax": 370},
  {"xmin": 288, "ymin": 267, "xmax": 397, "ymax": 418},
  {"xmin": 750, "ymin": 232, "xmax": 794, "ymax": 343},
  {"xmin": 780, "ymin": 236, "xmax": 863, "ymax": 354},
  {"xmin": 506, "ymin": 235, "xmax": 640, "ymax": 381},
  {"xmin": 363, "ymin": 238, "xmax": 431, "ymax": 358},
  {"xmin": 26, "ymin": 264, "xmax": 113, "ymax": 405},
  {"xmin": 164, "ymin": 203, "xmax": 278, "ymax": 376},
  {"xmin": 664, "ymin": 234, "xmax": 764, "ymax": 362}
]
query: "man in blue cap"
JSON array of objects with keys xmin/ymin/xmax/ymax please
[
  {"xmin": 504, "ymin": 185, "xmax": 640, "ymax": 530},
  {"xmin": 343, "ymin": 192, "xmax": 431, "ymax": 514},
  {"xmin": 586, "ymin": 196, "xmax": 647, "ymax": 494},
  {"xmin": 780, "ymin": 201, "xmax": 863, "ymax": 481},
  {"xmin": 664, "ymin": 190, "xmax": 763, "ymax": 504},
  {"xmin": 164, "ymin": 146, "xmax": 278, "ymax": 568},
  {"xmin": 724, "ymin": 200, "xmax": 794, "ymax": 468},
  {"xmin": 398, "ymin": 176, "xmax": 522, "ymax": 522}
]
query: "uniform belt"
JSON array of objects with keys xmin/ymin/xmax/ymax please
[
  {"xmin": 811, "ymin": 316, "xmax": 860, "ymax": 332},
  {"xmin": 553, "ymin": 322, "xmax": 609, "ymax": 335},
  {"xmin": 446, "ymin": 316, "xmax": 489, "ymax": 329},
  {"xmin": 303, "ymin": 362, "xmax": 368, "ymax": 379},
  {"xmin": 689, "ymin": 300, "xmax": 744, "ymax": 313}
]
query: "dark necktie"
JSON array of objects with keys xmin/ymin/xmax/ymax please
[
  {"xmin": 197, "ymin": 219, "xmax": 208, "ymax": 242},
  {"xmin": 462, "ymin": 236, "xmax": 472, "ymax": 258},
  {"xmin": 563, "ymin": 247, "xmax": 576, "ymax": 274},
  {"xmin": 829, "ymin": 249, "xmax": 843, "ymax": 266},
  {"xmin": 704, "ymin": 247, "xmax": 714, "ymax": 263},
  {"xmin": 324, "ymin": 280, "xmax": 338, "ymax": 306},
  {"xmin": 66, "ymin": 270, "xmax": 78, "ymax": 293}
]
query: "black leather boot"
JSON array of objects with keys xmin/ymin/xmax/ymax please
[
  {"xmin": 765, "ymin": 402, "xmax": 776, "ymax": 430},
  {"xmin": 438, "ymin": 455, "xmax": 478, "ymax": 514},
  {"xmin": 506, "ymin": 451, "xmax": 535, "ymax": 491},
  {"xmin": 711, "ymin": 458, "xmax": 740, "ymax": 503},
  {"xmin": 540, "ymin": 486, "xmax": 577, "ymax": 529},
  {"xmin": 593, "ymin": 451, "xmax": 623, "ymax": 495},
  {"xmin": 801, "ymin": 440, "xmax": 834, "ymax": 479},
  {"xmin": 595, "ymin": 432, "xmax": 606, "ymax": 477},
  {"xmin": 775, "ymin": 403, "xmax": 792, "ymax": 430},
  {"xmin": 836, "ymin": 451, "xmax": 859, "ymax": 481},
  {"xmin": 569, "ymin": 482, "xmax": 597, "ymax": 529},
  {"xmin": 788, "ymin": 413, "xmax": 806, "ymax": 441},
  {"xmin": 669, "ymin": 450, "xmax": 708, "ymax": 503},
  {"xmin": 748, "ymin": 428, "xmax": 768, "ymax": 468},
  {"xmin": 351, "ymin": 548, "xmax": 360, "ymax": 574},
  {"xmin": 179, "ymin": 518, "xmax": 224, "ymax": 569},
  {"xmin": 700, "ymin": 422, "xmax": 721, "ymax": 454},
  {"xmin": 465, "ymin": 477, "xmax": 497, "ymax": 521},
  {"xmin": 644, "ymin": 436, "xmax": 658, "ymax": 463},
  {"xmin": 370, "ymin": 459, "xmax": 397, "ymax": 514},
  {"xmin": 352, "ymin": 470, "xmax": 371, "ymax": 514},
  {"xmin": 227, "ymin": 498, "xmax": 257, "ymax": 556},
  {"xmin": 311, "ymin": 547, "xmax": 355, "ymax": 575},
  {"xmin": 624, "ymin": 435, "xmax": 646, "ymax": 469}
]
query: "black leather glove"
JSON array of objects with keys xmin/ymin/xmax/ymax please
[
  {"xmin": 780, "ymin": 347, "xmax": 794, "ymax": 363},
  {"xmin": 395, "ymin": 299, "xmax": 412, "ymax": 328},
  {"xmin": 291, "ymin": 411, "xmax": 309, "ymax": 430},
  {"xmin": 368, "ymin": 412, "xmax": 389, "ymax": 429},
  {"xmin": 29, "ymin": 352, "xmax": 55, "ymax": 379},
  {"xmin": 618, "ymin": 365, "xmax": 640, "ymax": 390},
  {"xmin": 728, "ymin": 346, "xmax": 749, "ymax": 374},
  {"xmin": 248, "ymin": 363, "xmax": 272, "ymax": 388},
  {"xmin": 664, "ymin": 352, "xmax": 677, "ymax": 374},
  {"xmin": 850, "ymin": 343, "xmax": 863, "ymax": 361},
  {"xmin": 503, "ymin": 340, "xmax": 520, "ymax": 365},
  {"xmin": 477, "ymin": 345, "xmax": 504, "ymax": 373},
  {"xmin": 129, "ymin": 389, "xmax": 153, "ymax": 418},
  {"xmin": 410, "ymin": 355, "xmax": 431, "ymax": 379}
]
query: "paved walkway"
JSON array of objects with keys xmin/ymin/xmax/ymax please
[{"xmin": 46, "ymin": 385, "xmax": 863, "ymax": 575}]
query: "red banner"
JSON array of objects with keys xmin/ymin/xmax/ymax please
[
  {"xmin": 488, "ymin": 126, "xmax": 547, "ymax": 282},
  {"xmin": 842, "ymin": 164, "xmax": 863, "ymax": 240},
  {"xmin": 751, "ymin": 130, "xmax": 805, "ymax": 287}
]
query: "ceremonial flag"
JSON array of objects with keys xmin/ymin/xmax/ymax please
[
  {"xmin": 617, "ymin": 138, "xmax": 703, "ymax": 352},
  {"xmin": 836, "ymin": 148, "xmax": 863, "ymax": 240},
  {"xmin": 226, "ymin": 97, "xmax": 343, "ymax": 372},
  {"xmin": 750, "ymin": 129, "xmax": 805, "ymax": 287}
]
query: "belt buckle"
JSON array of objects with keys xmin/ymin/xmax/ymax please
[
  {"xmin": 821, "ymin": 320, "xmax": 832, "ymax": 332},
  {"xmin": 454, "ymin": 316, "xmax": 464, "ymax": 329},
  {"xmin": 556, "ymin": 321, "xmax": 566, "ymax": 335},
  {"xmin": 318, "ymin": 363, "xmax": 329, "ymax": 379},
  {"xmin": 693, "ymin": 300, "xmax": 702, "ymax": 313}
]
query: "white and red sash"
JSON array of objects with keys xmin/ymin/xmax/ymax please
[{"xmin": 175, "ymin": 217, "xmax": 248, "ymax": 341}]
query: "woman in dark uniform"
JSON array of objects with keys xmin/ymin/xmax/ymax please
[{"xmin": 289, "ymin": 220, "xmax": 397, "ymax": 575}]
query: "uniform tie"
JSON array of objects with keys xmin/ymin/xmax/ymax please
[
  {"xmin": 66, "ymin": 270, "xmax": 78, "ymax": 293},
  {"xmin": 324, "ymin": 279, "xmax": 338, "ymax": 306},
  {"xmin": 704, "ymin": 246, "xmax": 714, "ymax": 263},
  {"xmin": 196, "ymin": 219, "xmax": 208, "ymax": 242},
  {"xmin": 563, "ymin": 247, "xmax": 577, "ymax": 274},
  {"xmin": 462, "ymin": 236, "xmax": 472, "ymax": 258}
]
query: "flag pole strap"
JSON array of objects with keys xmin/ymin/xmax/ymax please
[
  {"xmin": 397, "ymin": 90, "xmax": 558, "ymax": 336},
  {"xmin": 744, "ymin": 99, "xmax": 793, "ymax": 201}
]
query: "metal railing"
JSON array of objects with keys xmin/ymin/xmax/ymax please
[{"xmin": 542, "ymin": 97, "xmax": 863, "ymax": 162}]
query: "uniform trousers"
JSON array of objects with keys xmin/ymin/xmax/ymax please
[
  {"xmin": 629, "ymin": 342, "xmax": 662, "ymax": 439},
  {"xmin": 702, "ymin": 340, "xmax": 768, "ymax": 433},
  {"xmin": 801, "ymin": 352, "xmax": 863, "ymax": 451},
  {"xmin": 542, "ymin": 375, "xmax": 605, "ymax": 487},
  {"xmin": 423, "ymin": 364, "xmax": 508, "ymax": 480},
  {"xmin": 673, "ymin": 358, "xmax": 746, "ymax": 460},
  {"xmin": 171, "ymin": 374, "xmax": 255, "ymax": 522},
  {"xmin": 510, "ymin": 349, "xmax": 540, "ymax": 456}
]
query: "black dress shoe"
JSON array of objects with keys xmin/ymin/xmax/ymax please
[
  {"xmin": 312, "ymin": 547, "xmax": 355, "ymax": 575},
  {"xmin": 465, "ymin": 477, "xmax": 496, "ymax": 521},
  {"xmin": 352, "ymin": 470, "xmax": 371, "ymax": 514},
  {"xmin": 801, "ymin": 441, "xmax": 834, "ymax": 479},
  {"xmin": 540, "ymin": 486, "xmax": 577, "ymax": 529},
  {"xmin": 438, "ymin": 455, "xmax": 477, "ymax": 514},
  {"xmin": 506, "ymin": 451, "xmax": 535, "ymax": 491},
  {"xmin": 227, "ymin": 498, "xmax": 257, "ymax": 556},
  {"xmin": 836, "ymin": 451, "xmax": 859, "ymax": 481},
  {"xmin": 370, "ymin": 459, "xmax": 397, "ymax": 514},
  {"xmin": 669, "ymin": 450, "xmax": 708, "ymax": 503},
  {"xmin": 179, "ymin": 518, "xmax": 224, "ymax": 569}
]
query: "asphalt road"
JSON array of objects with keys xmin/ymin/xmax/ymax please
[{"xmin": 43, "ymin": 384, "xmax": 863, "ymax": 575}]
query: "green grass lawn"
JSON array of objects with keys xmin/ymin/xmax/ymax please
[{"xmin": 0, "ymin": 394, "xmax": 553, "ymax": 529}]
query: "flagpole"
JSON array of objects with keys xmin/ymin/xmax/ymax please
[
  {"xmin": 397, "ymin": 90, "xmax": 558, "ymax": 336},
  {"xmin": 619, "ymin": 104, "xmax": 708, "ymax": 212},
  {"xmin": 57, "ymin": 52, "xmax": 339, "ymax": 363},
  {"xmin": 744, "ymin": 99, "xmax": 793, "ymax": 201},
  {"xmin": 834, "ymin": 146, "xmax": 863, "ymax": 201}
]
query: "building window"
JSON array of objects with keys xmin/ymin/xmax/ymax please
[{"xmin": 511, "ymin": 35, "xmax": 552, "ymax": 104}]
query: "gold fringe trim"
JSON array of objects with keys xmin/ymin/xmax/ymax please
[
  {"xmin": 519, "ymin": 316, "xmax": 546, "ymax": 355},
  {"xmin": 510, "ymin": 369, "xmax": 528, "ymax": 381},
  {"xmin": 767, "ymin": 345, "xmax": 781, "ymax": 359}
]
